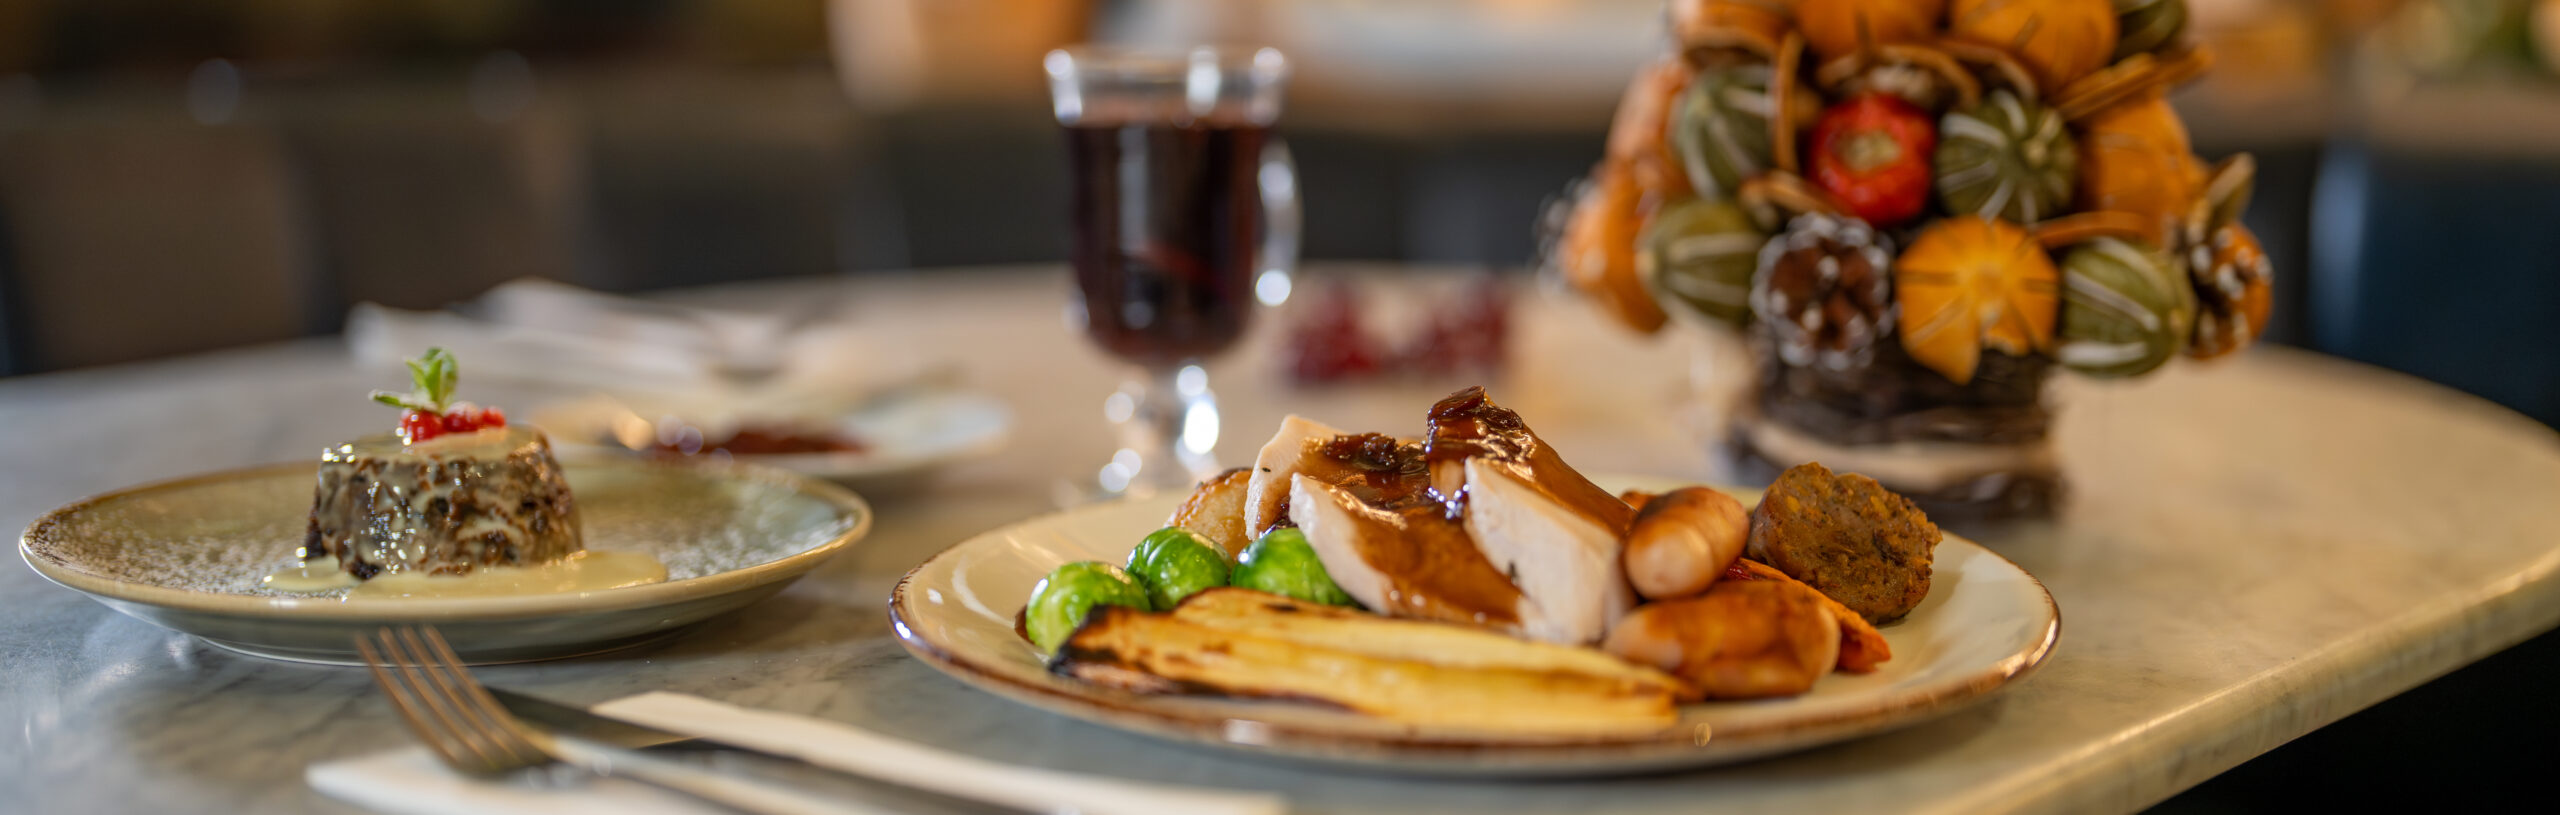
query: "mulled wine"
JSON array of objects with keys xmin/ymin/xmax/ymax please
[{"xmin": 1065, "ymin": 121, "xmax": 1268, "ymax": 368}]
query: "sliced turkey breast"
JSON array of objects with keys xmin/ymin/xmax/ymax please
[
  {"xmin": 1423, "ymin": 387, "xmax": 1632, "ymax": 534},
  {"xmin": 1462, "ymin": 457, "xmax": 1635, "ymax": 644},
  {"xmin": 1245, "ymin": 415, "xmax": 1439, "ymax": 540},
  {"xmin": 1288, "ymin": 474, "xmax": 1533, "ymax": 632},
  {"xmin": 1243, "ymin": 415, "xmax": 1349, "ymax": 538}
]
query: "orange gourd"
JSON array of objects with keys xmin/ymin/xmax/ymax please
[
  {"xmin": 1609, "ymin": 58, "xmax": 1698, "ymax": 208},
  {"xmin": 1560, "ymin": 161, "xmax": 1671, "ymax": 334},
  {"xmin": 1894, "ymin": 217, "xmax": 2061, "ymax": 383},
  {"xmin": 1948, "ymin": 0, "xmax": 2118, "ymax": 94},
  {"xmin": 1671, "ymin": 0, "xmax": 1800, "ymax": 57},
  {"xmin": 1796, "ymin": 0, "xmax": 1944, "ymax": 63},
  {"xmin": 2074, "ymin": 94, "xmax": 2199, "ymax": 246}
]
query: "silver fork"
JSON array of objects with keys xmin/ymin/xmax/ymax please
[{"xmin": 357, "ymin": 626, "xmax": 885, "ymax": 815}]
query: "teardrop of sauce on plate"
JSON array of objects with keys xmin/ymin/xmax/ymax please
[{"xmin": 262, "ymin": 551, "xmax": 668, "ymax": 599}]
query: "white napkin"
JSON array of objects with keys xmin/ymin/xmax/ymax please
[
  {"xmin": 308, "ymin": 691, "xmax": 1286, "ymax": 815},
  {"xmin": 309, "ymin": 748, "xmax": 709, "ymax": 815},
  {"xmin": 345, "ymin": 279, "xmax": 933, "ymax": 415}
]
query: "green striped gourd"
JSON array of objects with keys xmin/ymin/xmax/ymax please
[
  {"xmin": 1670, "ymin": 62, "xmax": 1783, "ymax": 199},
  {"xmin": 1640, "ymin": 197, "xmax": 1768, "ymax": 326},
  {"xmin": 2056, "ymin": 237, "xmax": 2195, "ymax": 377},
  {"xmin": 2112, "ymin": 0, "xmax": 2188, "ymax": 60},
  {"xmin": 1935, "ymin": 91, "xmax": 2078, "ymax": 224}
]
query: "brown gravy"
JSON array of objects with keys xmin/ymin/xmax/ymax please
[
  {"xmin": 1424, "ymin": 387, "xmax": 1632, "ymax": 532},
  {"xmin": 1272, "ymin": 432, "xmax": 1439, "ymax": 529},
  {"xmin": 1326, "ymin": 487, "xmax": 1524, "ymax": 625}
]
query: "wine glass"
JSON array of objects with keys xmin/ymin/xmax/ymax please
[{"xmin": 1046, "ymin": 45, "xmax": 1298, "ymax": 496}]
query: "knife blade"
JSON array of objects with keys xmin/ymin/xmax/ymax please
[
  {"xmin": 489, "ymin": 688, "xmax": 1040, "ymax": 815},
  {"xmin": 492, "ymin": 688, "xmax": 700, "ymax": 749}
]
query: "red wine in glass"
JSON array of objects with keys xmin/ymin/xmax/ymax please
[
  {"xmin": 1065, "ymin": 120, "xmax": 1269, "ymax": 368},
  {"xmin": 1048, "ymin": 44, "xmax": 1294, "ymax": 496}
]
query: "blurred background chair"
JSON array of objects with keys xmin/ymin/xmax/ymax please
[
  {"xmin": 2309, "ymin": 88, "xmax": 2560, "ymax": 428},
  {"xmin": 574, "ymin": 68, "xmax": 866, "ymax": 289},
  {"xmin": 288, "ymin": 79, "xmax": 585, "ymax": 324},
  {"xmin": 0, "ymin": 101, "xmax": 316, "ymax": 372}
]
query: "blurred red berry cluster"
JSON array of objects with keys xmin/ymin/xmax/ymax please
[
  {"xmin": 398, "ymin": 406, "xmax": 506, "ymax": 443},
  {"xmin": 1283, "ymin": 278, "xmax": 1512, "ymax": 385}
]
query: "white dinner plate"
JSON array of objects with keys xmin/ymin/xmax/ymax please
[
  {"xmin": 21, "ymin": 459, "xmax": 871, "ymax": 665},
  {"xmin": 534, "ymin": 389, "xmax": 1012, "ymax": 483},
  {"xmin": 889, "ymin": 475, "xmax": 2059, "ymax": 777}
]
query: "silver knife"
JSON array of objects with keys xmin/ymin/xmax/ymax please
[{"xmin": 491, "ymin": 688, "xmax": 1041, "ymax": 815}]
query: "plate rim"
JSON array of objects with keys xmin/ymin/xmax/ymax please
[
  {"xmin": 19, "ymin": 458, "xmax": 874, "ymax": 621},
  {"xmin": 886, "ymin": 478, "xmax": 2061, "ymax": 760}
]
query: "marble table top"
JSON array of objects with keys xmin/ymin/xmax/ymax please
[{"xmin": 5, "ymin": 266, "xmax": 2557, "ymax": 815}]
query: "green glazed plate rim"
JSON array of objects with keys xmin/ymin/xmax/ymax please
[{"xmin": 20, "ymin": 458, "xmax": 872, "ymax": 622}]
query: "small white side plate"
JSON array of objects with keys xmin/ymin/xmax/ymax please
[{"xmin": 535, "ymin": 390, "xmax": 1011, "ymax": 483}]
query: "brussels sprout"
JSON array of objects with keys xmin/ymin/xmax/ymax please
[
  {"xmin": 1231, "ymin": 528, "xmax": 1353, "ymax": 606},
  {"xmin": 1125, "ymin": 527, "xmax": 1231, "ymax": 610},
  {"xmin": 1024, "ymin": 561, "xmax": 1150, "ymax": 652}
]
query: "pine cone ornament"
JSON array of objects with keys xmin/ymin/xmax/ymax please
[
  {"xmin": 2075, "ymin": 94, "xmax": 2199, "ymax": 245},
  {"xmin": 1894, "ymin": 216, "xmax": 2061, "ymax": 384},
  {"xmin": 1751, "ymin": 213, "xmax": 1897, "ymax": 370},
  {"xmin": 1642, "ymin": 197, "xmax": 1769, "ymax": 326},
  {"xmin": 1808, "ymin": 93, "xmax": 1938, "ymax": 227},
  {"xmin": 1949, "ymin": 0, "xmax": 2120, "ymax": 94},
  {"xmin": 1671, "ymin": 61, "xmax": 1815, "ymax": 198},
  {"xmin": 2183, "ymin": 222, "xmax": 2272, "ymax": 360},
  {"xmin": 1935, "ymin": 90, "xmax": 2078, "ymax": 223},
  {"xmin": 2055, "ymin": 237, "xmax": 2193, "ymax": 377},
  {"xmin": 2177, "ymin": 153, "xmax": 2266, "ymax": 359},
  {"xmin": 2111, "ymin": 0, "xmax": 2188, "ymax": 60},
  {"xmin": 1797, "ymin": 0, "xmax": 1946, "ymax": 63}
]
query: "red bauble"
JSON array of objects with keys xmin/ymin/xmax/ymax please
[{"xmin": 1807, "ymin": 94, "xmax": 1937, "ymax": 227}]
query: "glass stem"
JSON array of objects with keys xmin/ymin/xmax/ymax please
[{"xmin": 1100, "ymin": 364, "xmax": 1221, "ymax": 495}]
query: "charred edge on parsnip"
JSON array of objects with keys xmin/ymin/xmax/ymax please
[{"xmin": 1046, "ymin": 607, "xmax": 1361, "ymax": 710}]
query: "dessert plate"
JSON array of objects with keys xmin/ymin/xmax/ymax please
[
  {"xmin": 534, "ymin": 389, "xmax": 1012, "ymax": 483},
  {"xmin": 21, "ymin": 459, "xmax": 870, "ymax": 664},
  {"xmin": 889, "ymin": 475, "xmax": 2058, "ymax": 777}
]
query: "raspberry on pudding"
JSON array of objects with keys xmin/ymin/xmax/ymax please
[{"xmin": 293, "ymin": 348, "xmax": 583, "ymax": 583}]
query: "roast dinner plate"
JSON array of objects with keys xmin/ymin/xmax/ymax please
[
  {"xmin": 22, "ymin": 459, "xmax": 871, "ymax": 664},
  {"xmin": 534, "ymin": 389, "xmax": 1012, "ymax": 483},
  {"xmin": 889, "ymin": 474, "xmax": 2058, "ymax": 777}
]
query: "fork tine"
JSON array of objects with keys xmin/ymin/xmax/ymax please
[
  {"xmin": 377, "ymin": 627, "xmax": 517, "ymax": 773},
  {"xmin": 398, "ymin": 626, "xmax": 549, "ymax": 768},
  {"xmin": 417, "ymin": 626, "xmax": 516, "ymax": 723},
  {"xmin": 356, "ymin": 633, "xmax": 470, "ymax": 769},
  {"xmin": 363, "ymin": 629, "xmax": 506, "ymax": 772}
]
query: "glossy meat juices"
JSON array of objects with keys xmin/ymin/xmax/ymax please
[
  {"xmin": 1255, "ymin": 387, "xmax": 1645, "ymax": 644},
  {"xmin": 1423, "ymin": 387, "xmax": 1634, "ymax": 533},
  {"xmin": 1291, "ymin": 477, "xmax": 1526, "ymax": 626}
]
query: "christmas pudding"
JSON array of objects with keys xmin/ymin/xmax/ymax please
[
  {"xmin": 1553, "ymin": 0, "xmax": 2268, "ymax": 519},
  {"xmin": 300, "ymin": 349, "xmax": 582, "ymax": 582}
]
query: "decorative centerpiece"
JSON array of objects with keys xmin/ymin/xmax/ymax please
[{"xmin": 1554, "ymin": 0, "xmax": 2271, "ymax": 519}]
